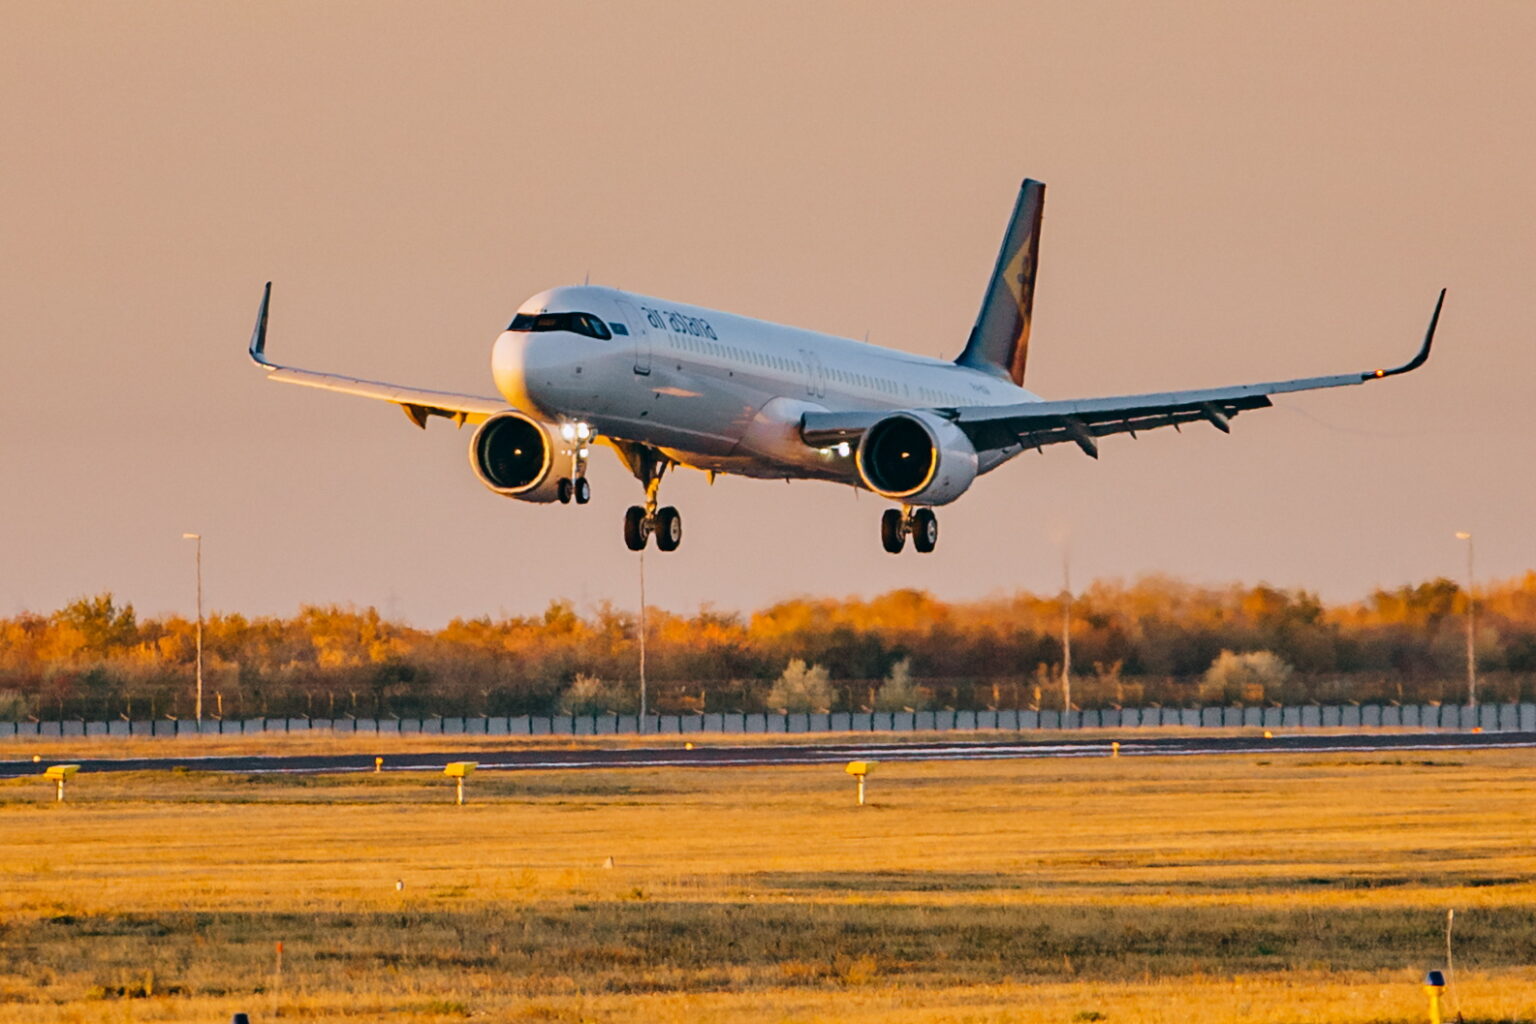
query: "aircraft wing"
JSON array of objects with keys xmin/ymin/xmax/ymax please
[
  {"xmin": 247, "ymin": 283, "xmax": 507, "ymax": 429},
  {"xmin": 802, "ymin": 290, "xmax": 1444, "ymax": 458}
]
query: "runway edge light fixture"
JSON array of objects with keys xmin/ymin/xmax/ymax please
[{"xmin": 1423, "ymin": 969, "xmax": 1445, "ymax": 1024}]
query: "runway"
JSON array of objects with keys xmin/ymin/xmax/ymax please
[{"xmin": 2, "ymin": 730, "xmax": 1532, "ymax": 779}]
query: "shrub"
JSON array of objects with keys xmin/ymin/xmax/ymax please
[
  {"xmin": 874, "ymin": 658, "xmax": 927, "ymax": 711},
  {"xmin": 766, "ymin": 659, "xmax": 834, "ymax": 713},
  {"xmin": 558, "ymin": 674, "xmax": 636, "ymax": 715},
  {"xmin": 1201, "ymin": 649, "xmax": 1293, "ymax": 704},
  {"xmin": 0, "ymin": 689, "xmax": 27, "ymax": 720}
]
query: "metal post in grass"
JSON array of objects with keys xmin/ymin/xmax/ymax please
[
  {"xmin": 273, "ymin": 940, "xmax": 283, "ymax": 1018},
  {"xmin": 1444, "ymin": 909, "xmax": 1457, "ymax": 1015}
]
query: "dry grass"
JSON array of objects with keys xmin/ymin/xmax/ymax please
[{"xmin": 0, "ymin": 750, "xmax": 1532, "ymax": 1022}]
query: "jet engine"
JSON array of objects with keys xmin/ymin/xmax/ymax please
[
  {"xmin": 854, "ymin": 410, "xmax": 979, "ymax": 505},
  {"xmin": 468, "ymin": 411, "xmax": 565, "ymax": 503}
]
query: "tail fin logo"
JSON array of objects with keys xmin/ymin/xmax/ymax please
[{"xmin": 955, "ymin": 179, "xmax": 1045, "ymax": 387}]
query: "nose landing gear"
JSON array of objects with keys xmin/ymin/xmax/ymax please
[
  {"xmin": 555, "ymin": 424, "xmax": 594, "ymax": 505},
  {"xmin": 880, "ymin": 506, "xmax": 938, "ymax": 554},
  {"xmin": 557, "ymin": 476, "xmax": 591, "ymax": 504}
]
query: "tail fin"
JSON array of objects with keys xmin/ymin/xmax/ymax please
[{"xmin": 955, "ymin": 179, "xmax": 1044, "ymax": 386}]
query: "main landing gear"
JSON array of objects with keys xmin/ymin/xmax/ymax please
[
  {"xmin": 880, "ymin": 506, "xmax": 938, "ymax": 554},
  {"xmin": 622, "ymin": 450, "xmax": 682, "ymax": 552}
]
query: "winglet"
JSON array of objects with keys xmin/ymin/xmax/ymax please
[
  {"xmin": 1364, "ymin": 288, "xmax": 1444, "ymax": 381},
  {"xmin": 249, "ymin": 281, "xmax": 274, "ymax": 368}
]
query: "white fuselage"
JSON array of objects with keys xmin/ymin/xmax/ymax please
[{"xmin": 491, "ymin": 285, "xmax": 1038, "ymax": 483}]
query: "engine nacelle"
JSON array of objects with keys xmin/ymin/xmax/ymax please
[
  {"xmin": 855, "ymin": 410, "xmax": 978, "ymax": 505},
  {"xmin": 468, "ymin": 411, "xmax": 565, "ymax": 503}
]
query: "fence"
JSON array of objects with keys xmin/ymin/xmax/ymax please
[{"xmin": 2, "ymin": 702, "xmax": 1533, "ymax": 741}]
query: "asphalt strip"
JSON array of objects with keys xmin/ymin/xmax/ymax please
[{"xmin": 2, "ymin": 731, "xmax": 1532, "ymax": 779}]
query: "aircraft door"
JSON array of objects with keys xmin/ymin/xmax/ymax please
[
  {"xmin": 615, "ymin": 299, "xmax": 651, "ymax": 375},
  {"xmin": 801, "ymin": 350, "xmax": 826, "ymax": 398}
]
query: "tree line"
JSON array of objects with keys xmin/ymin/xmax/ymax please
[{"xmin": 3, "ymin": 573, "xmax": 1534, "ymax": 721}]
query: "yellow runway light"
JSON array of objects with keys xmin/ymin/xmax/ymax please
[{"xmin": 1423, "ymin": 969, "xmax": 1445, "ymax": 1024}]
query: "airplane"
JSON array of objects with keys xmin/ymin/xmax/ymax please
[{"xmin": 248, "ymin": 178, "xmax": 1444, "ymax": 554}]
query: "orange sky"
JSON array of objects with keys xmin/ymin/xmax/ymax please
[{"xmin": 2, "ymin": 2, "xmax": 1532, "ymax": 626}]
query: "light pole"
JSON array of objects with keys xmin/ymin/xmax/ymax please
[
  {"xmin": 1454, "ymin": 531, "xmax": 1476, "ymax": 711},
  {"xmin": 1060, "ymin": 547, "xmax": 1072, "ymax": 713},
  {"xmin": 637, "ymin": 548, "xmax": 647, "ymax": 730},
  {"xmin": 182, "ymin": 533, "xmax": 204, "ymax": 722}
]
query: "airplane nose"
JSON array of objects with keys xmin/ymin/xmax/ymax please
[{"xmin": 491, "ymin": 330, "xmax": 539, "ymax": 413}]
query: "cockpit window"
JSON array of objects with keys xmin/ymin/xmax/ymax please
[{"xmin": 506, "ymin": 311, "xmax": 612, "ymax": 340}]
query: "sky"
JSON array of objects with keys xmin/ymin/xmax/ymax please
[{"xmin": 3, "ymin": 1, "xmax": 1533, "ymax": 627}]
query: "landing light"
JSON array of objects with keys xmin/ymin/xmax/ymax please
[
  {"xmin": 560, "ymin": 423, "xmax": 576, "ymax": 442},
  {"xmin": 576, "ymin": 422, "xmax": 592, "ymax": 441},
  {"xmin": 836, "ymin": 442, "xmax": 851, "ymax": 457}
]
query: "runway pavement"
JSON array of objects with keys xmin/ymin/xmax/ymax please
[{"xmin": 1, "ymin": 730, "xmax": 1532, "ymax": 779}]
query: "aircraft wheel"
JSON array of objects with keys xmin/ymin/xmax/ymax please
[
  {"xmin": 623, "ymin": 506, "xmax": 648, "ymax": 551},
  {"xmin": 880, "ymin": 509, "xmax": 905, "ymax": 554},
  {"xmin": 912, "ymin": 508, "xmax": 938, "ymax": 553},
  {"xmin": 557, "ymin": 478, "xmax": 573, "ymax": 504},
  {"xmin": 574, "ymin": 477, "xmax": 591, "ymax": 505},
  {"xmin": 655, "ymin": 506, "xmax": 683, "ymax": 552}
]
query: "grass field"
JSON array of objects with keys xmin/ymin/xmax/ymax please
[{"xmin": 0, "ymin": 743, "xmax": 1532, "ymax": 1022}]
